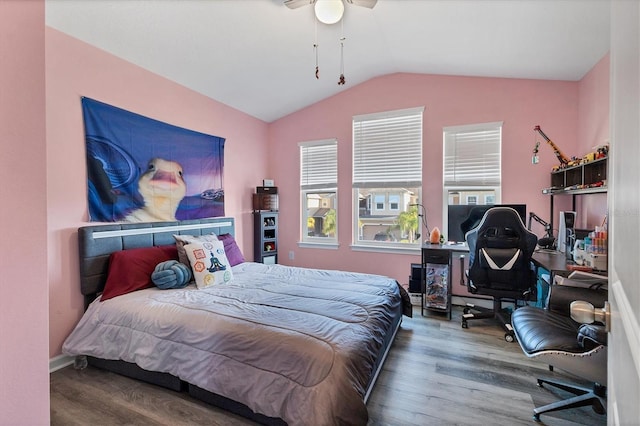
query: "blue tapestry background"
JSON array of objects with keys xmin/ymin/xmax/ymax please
[{"xmin": 82, "ymin": 97, "xmax": 225, "ymax": 222}]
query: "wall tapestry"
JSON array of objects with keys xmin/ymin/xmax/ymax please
[{"xmin": 82, "ymin": 97, "xmax": 225, "ymax": 222}]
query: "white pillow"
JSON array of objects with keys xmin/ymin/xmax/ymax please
[
  {"xmin": 183, "ymin": 240, "xmax": 233, "ymax": 289},
  {"xmin": 173, "ymin": 233, "xmax": 218, "ymax": 266}
]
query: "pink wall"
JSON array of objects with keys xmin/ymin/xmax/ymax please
[
  {"xmin": 46, "ymin": 28, "xmax": 270, "ymax": 357},
  {"xmin": 578, "ymin": 53, "xmax": 611, "ymax": 152},
  {"xmin": 0, "ymin": 1, "xmax": 50, "ymax": 424},
  {"xmin": 575, "ymin": 53, "xmax": 610, "ymax": 229},
  {"xmin": 268, "ymin": 72, "xmax": 582, "ymax": 287}
]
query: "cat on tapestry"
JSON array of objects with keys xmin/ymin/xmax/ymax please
[{"xmin": 124, "ymin": 158, "xmax": 186, "ymax": 222}]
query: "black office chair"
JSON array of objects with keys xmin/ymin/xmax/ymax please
[
  {"xmin": 511, "ymin": 284, "xmax": 608, "ymax": 421},
  {"xmin": 461, "ymin": 207, "xmax": 538, "ymax": 341},
  {"xmin": 460, "ymin": 205, "xmax": 489, "ymax": 237}
]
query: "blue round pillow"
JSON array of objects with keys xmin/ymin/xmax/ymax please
[{"xmin": 151, "ymin": 260, "xmax": 192, "ymax": 289}]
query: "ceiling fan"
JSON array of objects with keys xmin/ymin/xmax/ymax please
[
  {"xmin": 285, "ymin": 0, "xmax": 377, "ymax": 82},
  {"xmin": 284, "ymin": 0, "xmax": 378, "ymax": 11},
  {"xmin": 285, "ymin": 0, "xmax": 377, "ymax": 25}
]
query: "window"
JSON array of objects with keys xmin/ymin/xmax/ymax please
[
  {"xmin": 389, "ymin": 195, "xmax": 400, "ymax": 211},
  {"xmin": 443, "ymin": 122, "xmax": 502, "ymax": 240},
  {"xmin": 353, "ymin": 107, "xmax": 424, "ymax": 248},
  {"xmin": 374, "ymin": 195, "xmax": 385, "ymax": 211},
  {"xmin": 300, "ymin": 139, "xmax": 337, "ymax": 245}
]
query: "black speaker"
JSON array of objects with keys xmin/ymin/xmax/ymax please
[
  {"xmin": 409, "ymin": 263, "xmax": 422, "ymax": 292},
  {"xmin": 411, "ymin": 263, "xmax": 422, "ymax": 280}
]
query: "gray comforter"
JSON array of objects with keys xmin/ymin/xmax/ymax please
[{"xmin": 63, "ymin": 262, "xmax": 404, "ymax": 425}]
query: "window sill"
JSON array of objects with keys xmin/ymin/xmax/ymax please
[
  {"xmin": 298, "ymin": 241, "xmax": 339, "ymax": 250},
  {"xmin": 350, "ymin": 244, "xmax": 421, "ymax": 255}
]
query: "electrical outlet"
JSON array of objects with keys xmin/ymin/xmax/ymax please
[{"xmin": 289, "ymin": 251, "xmax": 295, "ymax": 260}]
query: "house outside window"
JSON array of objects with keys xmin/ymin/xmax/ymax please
[
  {"xmin": 353, "ymin": 107, "xmax": 424, "ymax": 249},
  {"xmin": 443, "ymin": 122, "xmax": 502, "ymax": 240},
  {"xmin": 300, "ymin": 139, "xmax": 337, "ymax": 247}
]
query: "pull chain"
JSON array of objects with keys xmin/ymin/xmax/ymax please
[
  {"xmin": 314, "ymin": 18, "xmax": 319, "ymax": 79},
  {"xmin": 338, "ymin": 19, "xmax": 345, "ymax": 85}
]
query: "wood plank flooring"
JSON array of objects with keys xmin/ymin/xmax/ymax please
[{"xmin": 50, "ymin": 306, "xmax": 607, "ymax": 426}]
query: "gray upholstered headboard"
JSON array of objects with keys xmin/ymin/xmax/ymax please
[{"xmin": 78, "ymin": 217, "xmax": 235, "ymax": 308}]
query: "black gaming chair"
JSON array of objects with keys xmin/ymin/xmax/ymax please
[
  {"xmin": 511, "ymin": 284, "xmax": 608, "ymax": 421},
  {"xmin": 461, "ymin": 207, "xmax": 538, "ymax": 341}
]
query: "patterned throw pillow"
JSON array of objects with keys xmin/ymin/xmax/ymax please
[
  {"xmin": 183, "ymin": 240, "xmax": 233, "ymax": 289},
  {"xmin": 173, "ymin": 233, "xmax": 218, "ymax": 266}
]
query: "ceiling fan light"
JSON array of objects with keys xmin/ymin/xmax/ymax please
[{"xmin": 314, "ymin": 0, "xmax": 345, "ymax": 25}]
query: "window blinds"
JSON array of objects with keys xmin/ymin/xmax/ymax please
[
  {"xmin": 353, "ymin": 107, "xmax": 423, "ymax": 188},
  {"xmin": 300, "ymin": 139, "xmax": 337, "ymax": 190},
  {"xmin": 443, "ymin": 122, "xmax": 502, "ymax": 187}
]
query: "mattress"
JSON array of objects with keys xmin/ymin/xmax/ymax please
[{"xmin": 63, "ymin": 262, "xmax": 404, "ymax": 425}]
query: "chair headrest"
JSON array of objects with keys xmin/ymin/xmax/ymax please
[{"xmin": 466, "ymin": 207, "xmax": 538, "ymax": 257}]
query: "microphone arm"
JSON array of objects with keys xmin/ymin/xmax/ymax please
[{"xmin": 528, "ymin": 211, "xmax": 555, "ymax": 248}]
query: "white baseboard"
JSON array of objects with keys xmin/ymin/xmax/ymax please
[
  {"xmin": 49, "ymin": 354, "xmax": 74, "ymax": 373},
  {"xmin": 452, "ymin": 295, "xmax": 493, "ymax": 309},
  {"xmin": 451, "ymin": 296, "xmax": 520, "ymax": 310}
]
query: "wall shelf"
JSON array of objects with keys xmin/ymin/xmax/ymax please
[
  {"xmin": 253, "ymin": 211, "xmax": 278, "ymax": 264},
  {"xmin": 542, "ymin": 157, "xmax": 607, "ymax": 232},
  {"xmin": 543, "ymin": 157, "xmax": 607, "ymax": 196}
]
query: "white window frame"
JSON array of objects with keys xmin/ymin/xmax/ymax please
[
  {"xmin": 389, "ymin": 194, "xmax": 400, "ymax": 211},
  {"xmin": 352, "ymin": 106, "xmax": 424, "ymax": 252},
  {"xmin": 442, "ymin": 122, "xmax": 502, "ymax": 238},
  {"xmin": 299, "ymin": 139, "xmax": 338, "ymax": 248},
  {"xmin": 374, "ymin": 194, "xmax": 385, "ymax": 211}
]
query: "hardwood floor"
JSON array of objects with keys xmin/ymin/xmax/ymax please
[{"xmin": 50, "ymin": 305, "xmax": 606, "ymax": 426}]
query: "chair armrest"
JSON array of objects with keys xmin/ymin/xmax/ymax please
[{"xmin": 548, "ymin": 285, "xmax": 608, "ymax": 316}]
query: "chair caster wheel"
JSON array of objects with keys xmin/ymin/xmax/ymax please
[
  {"xmin": 461, "ymin": 321, "xmax": 468, "ymax": 329},
  {"xmin": 463, "ymin": 307, "xmax": 470, "ymax": 314},
  {"xmin": 505, "ymin": 333, "xmax": 514, "ymax": 342},
  {"xmin": 533, "ymin": 413, "xmax": 540, "ymax": 422}
]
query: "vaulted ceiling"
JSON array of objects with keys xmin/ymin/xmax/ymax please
[{"xmin": 46, "ymin": 0, "xmax": 610, "ymax": 122}]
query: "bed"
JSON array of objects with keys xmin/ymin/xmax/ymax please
[{"xmin": 63, "ymin": 217, "xmax": 410, "ymax": 425}]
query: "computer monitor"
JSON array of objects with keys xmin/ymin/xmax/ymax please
[{"xmin": 447, "ymin": 204, "xmax": 527, "ymax": 242}]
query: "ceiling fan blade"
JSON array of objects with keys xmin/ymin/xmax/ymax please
[
  {"xmin": 345, "ymin": 0, "xmax": 377, "ymax": 8},
  {"xmin": 284, "ymin": 0, "xmax": 376, "ymax": 10},
  {"xmin": 284, "ymin": 0, "xmax": 316, "ymax": 9}
]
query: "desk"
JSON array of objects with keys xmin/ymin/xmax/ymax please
[
  {"xmin": 421, "ymin": 243, "xmax": 585, "ymax": 316},
  {"xmin": 531, "ymin": 250, "xmax": 573, "ymax": 278},
  {"xmin": 530, "ymin": 249, "xmax": 608, "ymax": 307}
]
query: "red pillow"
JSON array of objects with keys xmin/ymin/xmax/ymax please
[
  {"xmin": 217, "ymin": 233, "xmax": 245, "ymax": 266},
  {"xmin": 101, "ymin": 245, "xmax": 178, "ymax": 301}
]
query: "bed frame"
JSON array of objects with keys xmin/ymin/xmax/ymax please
[{"xmin": 77, "ymin": 217, "xmax": 402, "ymax": 425}]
